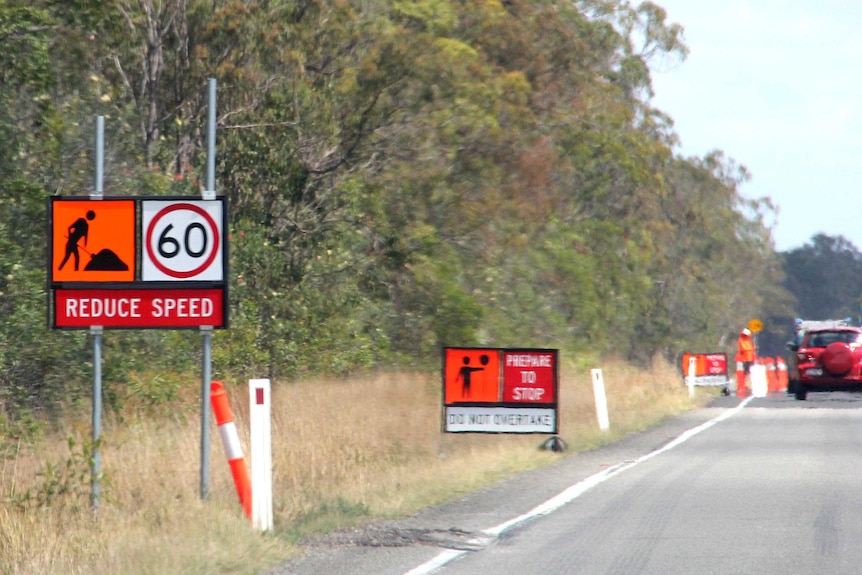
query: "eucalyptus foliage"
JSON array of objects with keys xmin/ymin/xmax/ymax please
[{"xmin": 0, "ymin": 0, "xmax": 790, "ymax": 421}]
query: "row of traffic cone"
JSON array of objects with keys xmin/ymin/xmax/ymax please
[{"xmin": 734, "ymin": 355, "xmax": 788, "ymax": 397}]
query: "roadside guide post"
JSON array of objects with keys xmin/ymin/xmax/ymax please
[
  {"xmin": 687, "ymin": 356, "xmax": 696, "ymax": 397},
  {"xmin": 688, "ymin": 356, "xmax": 697, "ymax": 397},
  {"xmin": 591, "ymin": 368, "xmax": 611, "ymax": 431},
  {"xmin": 249, "ymin": 378, "xmax": 274, "ymax": 530}
]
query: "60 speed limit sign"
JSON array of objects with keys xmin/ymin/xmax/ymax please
[{"xmin": 142, "ymin": 200, "xmax": 225, "ymax": 281}]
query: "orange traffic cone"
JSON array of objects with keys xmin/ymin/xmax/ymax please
[
  {"xmin": 765, "ymin": 357, "xmax": 778, "ymax": 394},
  {"xmin": 775, "ymin": 357, "xmax": 788, "ymax": 393},
  {"xmin": 735, "ymin": 353, "xmax": 747, "ymax": 398},
  {"xmin": 211, "ymin": 381, "xmax": 252, "ymax": 519}
]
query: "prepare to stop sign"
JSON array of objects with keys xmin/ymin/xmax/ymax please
[{"xmin": 142, "ymin": 200, "xmax": 224, "ymax": 281}]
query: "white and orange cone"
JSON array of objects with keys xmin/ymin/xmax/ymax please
[{"xmin": 211, "ymin": 381, "xmax": 252, "ymax": 519}]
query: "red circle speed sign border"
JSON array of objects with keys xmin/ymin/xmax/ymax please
[{"xmin": 145, "ymin": 202, "xmax": 221, "ymax": 279}]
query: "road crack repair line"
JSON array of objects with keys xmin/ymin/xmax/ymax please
[
  {"xmin": 309, "ymin": 526, "xmax": 494, "ymax": 552},
  {"xmin": 403, "ymin": 397, "xmax": 754, "ymax": 575}
]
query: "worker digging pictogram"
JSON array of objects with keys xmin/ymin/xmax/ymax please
[{"xmin": 51, "ymin": 199, "xmax": 136, "ymax": 283}]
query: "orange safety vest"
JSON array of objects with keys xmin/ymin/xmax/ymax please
[{"xmin": 738, "ymin": 335, "xmax": 755, "ymax": 362}]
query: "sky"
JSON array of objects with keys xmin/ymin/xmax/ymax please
[{"xmin": 648, "ymin": 1, "xmax": 862, "ymax": 252}]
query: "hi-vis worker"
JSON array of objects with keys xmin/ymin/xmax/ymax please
[{"xmin": 738, "ymin": 328, "xmax": 756, "ymax": 376}]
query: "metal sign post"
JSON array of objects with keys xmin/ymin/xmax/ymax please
[
  {"xmin": 90, "ymin": 116, "xmax": 105, "ymax": 512},
  {"xmin": 90, "ymin": 326, "xmax": 103, "ymax": 511},
  {"xmin": 200, "ymin": 78, "xmax": 218, "ymax": 499},
  {"xmin": 200, "ymin": 326, "xmax": 213, "ymax": 499}
]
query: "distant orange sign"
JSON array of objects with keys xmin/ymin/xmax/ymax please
[
  {"xmin": 443, "ymin": 348, "xmax": 501, "ymax": 403},
  {"xmin": 51, "ymin": 199, "xmax": 136, "ymax": 283},
  {"xmin": 680, "ymin": 352, "xmax": 728, "ymax": 377}
]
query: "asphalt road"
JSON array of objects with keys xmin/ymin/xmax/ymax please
[{"xmin": 267, "ymin": 392, "xmax": 862, "ymax": 575}]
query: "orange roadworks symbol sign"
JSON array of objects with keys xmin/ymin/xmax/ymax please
[
  {"xmin": 443, "ymin": 348, "xmax": 501, "ymax": 403},
  {"xmin": 51, "ymin": 199, "xmax": 136, "ymax": 283}
]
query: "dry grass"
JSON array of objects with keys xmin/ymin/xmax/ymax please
[{"xmin": 0, "ymin": 355, "xmax": 713, "ymax": 574}]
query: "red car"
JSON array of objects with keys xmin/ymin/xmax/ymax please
[{"xmin": 786, "ymin": 326, "xmax": 862, "ymax": 400}]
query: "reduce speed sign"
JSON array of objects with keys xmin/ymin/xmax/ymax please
[{"xmin": 142, "ymin": 199, "xmax": 225, "ymax": 281}]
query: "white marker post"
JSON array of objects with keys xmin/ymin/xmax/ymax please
[
  {"xmin": 687, "ymin": 356, "xmax": 697, "ymax": 398},
  {"xmin": 750, "ymin": 364, "xmax": 768, "ymax": 397},
  {"xmin": 591, "ymin": 369, "xmax": 610, "ymax": 431},
  {"xmin": 249, "ymin": 378, "xmax": 273, "ymax": 531}
]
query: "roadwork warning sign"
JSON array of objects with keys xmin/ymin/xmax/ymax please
[
  {"xmin": 48, "ymin": 196, "xmax": 229, "ymax": 330},
  {"xmin": 442, "ymin": 347, "xmax": 558, "ymax": 434},
  {"xmin": 50, "ymin": 199, "xmax": 136, "ymax": 283}
]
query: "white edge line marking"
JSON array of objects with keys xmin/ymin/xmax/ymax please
[
  {"xmin": 403, "ymin": 549, "xmax": 467, "ymax": 575},
  {"xmin": 403, "ymin": 396, "xmax": 754, "ymax": 575}
]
